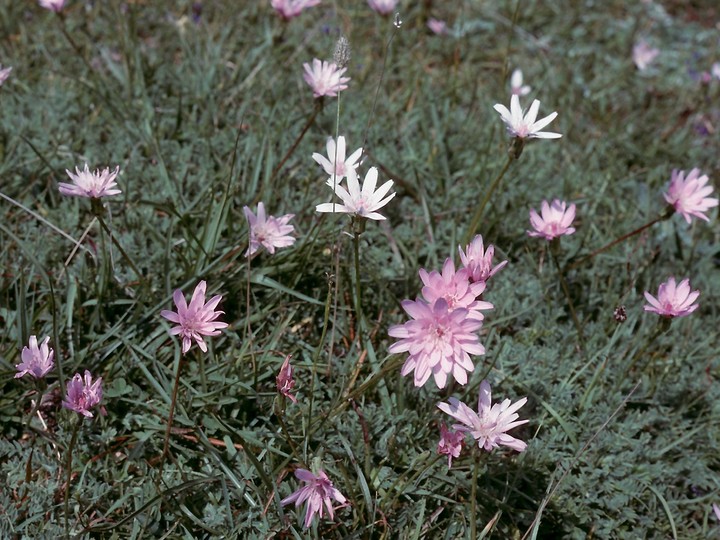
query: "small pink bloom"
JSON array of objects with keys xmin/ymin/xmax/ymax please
[
  {"xmin": 510, "ymin": 69, "xmax": 531, "ymax": 96},
  {"xmin": 643, "ymin": 277, "xmax": 699, "ymax": 318},
  {"xmin": 713, "ymin": 503, "xmax": 720, "ymax": 521},
  {"xmin": 437, "ymin": 424, "xmax": 464, "ymax": 468},
  {"xmin": 276, "ymin": 355, "xmax": 297, "ymax": 403},
  {"xmin": 302, "ymin": 58, "xmax": 349, "ymax": 98},
  {"xmin": 243, "ymin": 202, "xmax": 295, "ymax": 257},
  {"xmin": 427, "ymin": 18, "xmax": 447, "ymax": 35},
  {"xmin": 663, "ymin": 168, "xmax": 718, "ymax": 224},
  {"xmin": 316, "ymin": 166, "xmax": 395, "ymax": 221},
  {"xmin": 389, "ymin": 298, "xmax": 484, "ymax": 389},
  {"xmin": 312, "ymin": 136, "xmax": 363, "ymax": 184},
  {"xmin": 527, "ymin": 199, "xmax": 576, "ymax": 240},
  {"xmin": 712, "ymin": 63, "xmax": 720, "ymax": 80},
  {"xmin": 0, "ymin": 65, "xmax": 12, "ymax": 86},
  {"xmin": 438, "ymin": 380, "xmax": 528, "ymax": 453},
  {"xmin": 367, "ymin": 0, "xmax": 397, "ymax": 15},
  {"xmin": 15, "ymin": 335, "xmax": 54, "ymax": 379},
  {"xmin": 419, "ymin": 258, "xmax": 493, "ymax": 321},
  {"xmin": 632, "ymin": 40, "xmax": 659, "ymax": 71},
  {"xmin": 161, "ymin": 280, "xmax": 229, "ymax": 354},
  {"xmin": 458, "ymin": 235, "xmax": 508, "ymax": 284},
  {"xmin": 281, "ymin": 468, "xmax": 347, "ymax": 529},
  {"xmin": 62, "ymin": 370, "xmax": 103, "ymax": 418},
  {"xmin": 270, "ymin": 0, "xmax": 320, "ymax": 20},
  {"xmin": 58, "ymin": 164, "xmax": 121, "ymax": 199},
  {"xmin": 494, "ymin": 95, "xmax": 561, "ymax": 140},
  {"xmin": 39, "ymin": 0, "xmax": 65, "ymax": 12}
]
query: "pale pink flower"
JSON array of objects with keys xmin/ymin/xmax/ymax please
[
  {"xmin": 427, "ymin": 18, "xmax": 447, "ymax": 35},
  {"xmin": 663, "ymin": 168, "xmax": 718, "ymax": 224},
  {"xmin": 643, "ymin": 277, "xmax": 699, "ymax": 318},
  {"xmin": 316, "ymin": 166, "xmax": 395, "ymax": 220},
  {"xmin": 312, "ymin": 136, "xmax": 363, "ymax": 184},
  {"xmin": 632, "ymin": 40, "xmax": 659, "ymax": 71},
  {"xmin": 713, "ymin": 503, "xmax": 720, "ymax": 521},
  {"xmin": 438, "ymin": 380, "xmax": 528, "ymax": 453},
  {"xmin": 281, "ymin": 468, "xmax": 347, "ymax": 529},
  {"xmin": 527, "ymin": 199, "xmax": 576, "ymax": 240},
  {"xmin": 510, "ymin": 68, "xmax": 531, "ymax": 96},
  {"xmin": 458, "ymin": 235, "xmax": 508, "ymax": 284},
  {"xmin": 494, "ymin": 95, "xmax": 561, "ymax": 140},
  {"xmin": 367, "ymin": 0, "xmax": 397, "ymax": 15},
  {"xmin": 389, "ymin": 298, "xmax": 484, "ymax": 389},
  {"xmin": 243, "ymin": 202, "xmax": 295, "ymax": 257},
  {"xmin": 302, "ymin": 59, "xmax": 349, "ymax": 98},
  {"xmin": 15, "ymin": 335, "xmax": 54, "ymax": 379},
  {"xmin": 0, "ymin": 65, "xmax": 12, "ymax": 86},
  {"xmin": 712, "ymin": 63, "xmax": 720, "ymax": 80},
  {"xmin": 271, "ymin": 0, "xmax": 320, "ymax": 20},
  {"xmin": 276, "ymin": 355, "xmax": 297, "ymax": 403},
  {"xmin": 39, "ymin": 0, "xmax": 65, "ymax": 12},
  {"xmin": 437, "ymin": 424, "xmax": 464, "ymax": 468},
  {"xmin": 160, "ymin": 280, "xmax": 228, "ymax": 354},
  {"xmin": 62, "ymin": 370, "xmax": 103, "ymax": 418},
  {"xmin": 59, "ymin": 164, "xmax": 121, "ymax": 199},
  {"xmin": 419, "ymin": 258, "xmax": 493, "ymax": 321}
]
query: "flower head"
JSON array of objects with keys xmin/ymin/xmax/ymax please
[
  {"xmin": 527, "ymin": 199, "xmax": 576, "ymax": 240},
  {"xmin": 389, "ymin": 298, "xmax": 484, "ymax": 389},
  {"xmin": 59, "ymin": 164, "xmax": 121, "ymax": 199},
  {"xmin": 632, "ymin": 40, "xmax": 659, "ymax": 71},
  {"xmin": 459, "ymin": 235, "xmax": 508, "ymax": 284},
  {"xmin": 493, "ymin": 95, "xmax": 561, "ymax": 140},
  {"xmin": 243, "ymin": 202, "xmax": 295, "ymax": 257},
  {"xmin": 437, "ymin": 424, "xmax": 464, "ymax": 467},
  {"xmin": 0, "ymin": 65, "xmax": 12, "ymax": 86},
  {"xmin": 316, "ymin": 166, "xmax": 395, "ymax": 221},
  {"xmin": 15, "ymin": 336, "xmax": 54, "ymax": 379},
  {"xmin": 62, "ymin": 370, "xmax": 103, "ymax": 418},
  {"xmin": 312, "ymin": 136, "xmax": 363, "ymax": 184},
  {"xmin": 663, "ymin": 168, "xmax": 718, "ymax": 224},
  {"xmin": 39, "ymin": 0, "xmax": 65, "ymax": 12},
  {"xmin": 367, "ymin": 0, "xmax": 397, "ymax": 15},
  {"xmin": 277, "ymin": 355, "xmax": 297, "ymax": 403},
  {"xmin": 643, "ymin": 277, "xmax": 699, "ymax": 318},
  {"xmin": 281, "ymin": 468, "xmax": 347, "ymax": 529},
  {"xmin": 161, "ymin": 280, "xmax": 228, "ymax": 354},
  {"xmin": 510, "ymin": 68, "xmax": 531, "ymax": 96},
  {"xmin": 712, "ymin": 63, "xmax": 720, "ymax": 81},
  {"xmin": 427, "ymin": 18, "xmax": 447, "ymax": 35},
  {"xmin": 438, "ymin": 380, "xmax": 528, "ymax": 452},
  {"xmin": 271, "ymin": 0, "xmax": 320, "ymax": 20},
  {"xmin": 419, "ymin": 258, "xmax": 493, "ymax": 320},
  {"xmin": 713, "ymin": 503, "xmax": 720, "ymax": 521},
  {"xmin": 303, "ymin": 59, "xmax": 349, "ymax": 98}
]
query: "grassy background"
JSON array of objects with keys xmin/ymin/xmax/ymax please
[{"xmin": 0, "ymin": 0, "xmax": 719, "ymax": 538}]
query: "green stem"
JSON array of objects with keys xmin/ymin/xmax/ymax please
[
  {"xmin": 269, "ymin": 102, "xmax": 320, "ymax": 184},
  {"xmin": 353, "ymin": 228, "xmax": 364, "ymax": 340},
  {"xmin": 550, "ymin": 241, "xmax": 585, "ymax": 347},
  {"xmin": 470, "ymin": 448, "xmax": 479, "ymax": 540},
  {"xmin": 64, "ymin": 419, "xmax": 81, "ymax": 538},
  {"xmin": 161, "ymin": 355, "xmax": 185, "ymax": 464},
  {"xmin": 462, "ymin": 156, "xmax": 513, "ymax": 246},
  {"xmin": 95, "ymin": 211, "xmax": 144, "ymax": 282}
]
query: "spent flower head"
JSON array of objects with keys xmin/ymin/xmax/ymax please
[
  {"xmin": 316, "ymin": 166, "xmax": 395, "ymax": 221},
  {"xmin": 303, "ymin": 58, "xmax": 349, "ymax": 98},
  {"xmin": 367, "ymin": 0, "xmax": 397, "ymax": 15},
  {"xmin": 243, "ymin": 202, "xmax": 295, "ymax": 257},
  {"xmin": 160, "ymin": 280, "xmax": 228, "ymax": 354},
  {"xmin": 312, "ymin": 136, "xmax": 363, "ymax": 184},
  {"xmin": 632, "ymin": 40, "xmax": 659, "ymax": 71},
  {"xmin": 510, "ymin": 68, "xmax": 531, "ymax": 96},
  {"xmin": 663, "ymin": 168, "xmax": 718, "ymax": 224},
  {"xmin": 0, "ymin": 65, "xmax": 12, "ymax": 86},
  {"xmin": 643, "ymin": 277, "xmax": 699, "ymax": 318},
  {"xmin": 59, "ymin": 164, "xmax": 121, "ymax": 199},
  {"xmin": 15, "ymin": 336, "xmax": 54, "ymax": 379},
  {"xmin": 494, "ymin": 94, "xmax": 561, "ymax": 140},
  {"xmin": 438, "ymin": 380, "xmax": 528, "ymax": 452},
  {"xmin": 458, "ymin": 235, "xmax": 508, "ymax": 284},
  {"xmin": 271, "ymin": 0, "xmax": 320, "ymax": 19},
  {"xmin": 276, "ymin": 355, "xmax": 297, "ymax": 403},
  {"xmin": 39, "ymin": 0, "xmax": 65, "ymax": 12},
  {"xmin": 437, "ymin": 424, "xmax": 464, "ymax": 468},
  {"xmin": 419, "ymin": 258, "xmax": 493, "ymax": 321},
  {"xmin": 281, "ymin": 468, "xmax": 347, "ymax": 529},
  {"xmin": 62, "ymin": 370, "xmax": 103, "ymax": 418},
  {"xmin": 527, "ymin": 199, "xmax": 576, "ymax": 240}
]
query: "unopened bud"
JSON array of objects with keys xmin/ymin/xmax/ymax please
[{"xmin": 334, "ymin": 36, "xmax": 351, "ymax": 69}]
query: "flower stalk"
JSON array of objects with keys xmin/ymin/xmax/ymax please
[{"xmin": 463, "ymin": 156, "xmax": 512, "ymax": 246}]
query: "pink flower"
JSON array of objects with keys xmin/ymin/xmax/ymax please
[
  {"xmin": 427, "ymin": 18, "xmax": 447, "ymax": 35},
  {"xmin": 58, "ymin": 164, "xmax": 121, "ymax": 199},
  {"xmin": 437, "ymin": 424, "xmax": 464, "ymax": 468},
  {"xmin": 527, "ymin": 199, "xmax": 576, "ymax": 240},
  {"xmin": 712, "ymin": 62, "xmax": 720, "ymax": 80},
  {"xmin": 438, "ymin": 380, "xmax": 528, "ymax": 453},
  {"xmin": 632, "ymin": 40, "xmax": 659, "ymax": 71},
  {"xmin": 243, "ymin": 202, "xmax": 295, "ymax": 257},
  {"xmin": 663, "ymin": 168, "xmax": 718, "ymax": 224},
  {"xmin": 643, "ymin": 277, "xmax": 699, "ymax": 318},
  {"xmin": 419, "ymin": 258, "xmax": 493, "ymax": 321},
  {"xmin": 62, "ymin": 370, "xmax": 103, "ymax": 418},
  {"xmin": 276, "ymin": 355, "xmax": 297, "ymax": 403},
  {"xmin": 0, "ymin": 65, "xmax": 12, "ymax": 86},
  {"xmin": 281, "ymin": 468, "xmax": 347, "ymax": 529},
  {"xmin": 389, "ymin": 298, "xmax": 484, "ymax": 389},
  {"xmin": 494, "ymin": 95, "xmax": 561, "ymax": 140},
  {"xmin": 713, "ymin": 503, "xmax": 720, "ymax": 521},
  {"xmin": 39, "ymin": 0, "xmax": 65, "ymax": 12},
  {"xmin": 316, "ymin": 166, "xmax": 395, "ymax": 220},
  {"xmin": 367, "ymin": 0, "xmax": 397, "ymax": 15},
  {"xmin": 15, "ymin": 335, "xmax": 54, "ymax": 379},
  {"xmin": 161, "ymin": 280, "xmax": 229, "ymax": 354},
  {"xmin": 458, "ymin": 235, "xmax": 507, "ymax": 284},
  {"xmin": 302, "ymin": 58, "xmax": 349, "ymax": 98},
  {"xmin": 312, "ymin": 136, "xmax": 363, "ymax": 184},
  {"xmin": 271, "ymin": 0, "xmax": 320, "ymax": 20},
  {"xmin": 510, "ymin": 68, "xmax": 531, "ymax": 96}
]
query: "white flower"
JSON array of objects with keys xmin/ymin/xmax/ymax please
[
  {"xmin": 632, "ymin": 41, "xmax": 659, "ymax": 71},
  {"xmin": 312, "ymin": 136, "xmax": 363, "ymax": 184},
  {"xmin": 493, "ymin": 95, "xmax": 561, "ymax": 140},
  {"xmin": 510, "ymin": 69, "xmax": 531, "ymax": 96},
  {"xmin": 316, "ymin": 167, "xmax": 395, "ymax": 220}
]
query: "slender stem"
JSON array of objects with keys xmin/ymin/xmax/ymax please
[
  {"xmin": 353, "ymin": 229, "xmax": 363, "ymax": 339},
  {"xmin": 95, "ymin": 211, "xmax": 145, "ymax": 281},
  {"xmin": 462, "ymin": 156, "xmax": 513, "ymax": 246},
  {"xmin": 550, "ymin": 242, "xmax": 585, "ymax": 347},
  {"xmin": 64, "ymin": 419, "xmax": 81, "ymax": 538},
  {"xmin": 245, "ymin": 256, "xmax": 257, "ymax": 389},
  {"xmin": 269, "ymin": 102, "xmax": 320, "ymax": 183},
  {"xmin": 470, "ymin": 448, "xmax": 479, "ymax": 540},
  {"xmin": 307, "ymin": 274, "xmax": 334, "ymax": 428},
  {"xmin": 161, "ymin": 355, "xmax": 185, "ymax": 463},
  {"xmin": 275, "ymin": 405, "xmax": 305, "ymax": 467}
]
